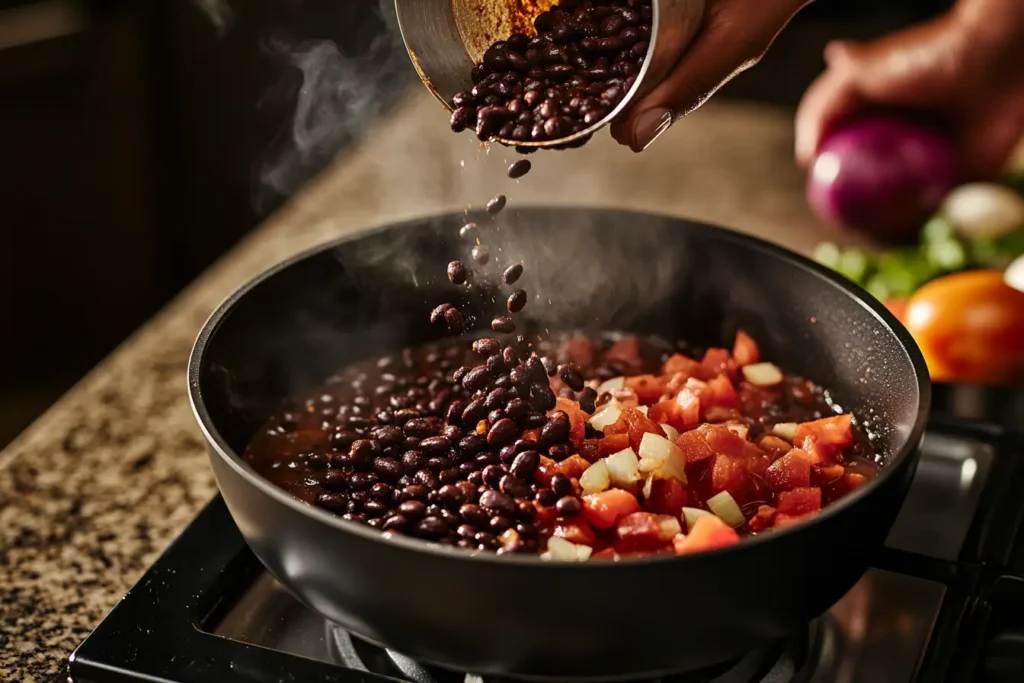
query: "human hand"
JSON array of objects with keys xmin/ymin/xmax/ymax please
[
  {"xmin": 611, "ymin": 0, "xmax": 811, "ymax": 151},
  {"xmin": 795, "ymin": 0, "xmax": 1024, "ymax": 179}
]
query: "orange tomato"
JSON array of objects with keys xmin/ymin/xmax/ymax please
[{"xmin": 904, "ymin": 270, "xmax": 1024, "ymax": 384}]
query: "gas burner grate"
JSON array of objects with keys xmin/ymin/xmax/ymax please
[{"xmin": 326, "ymin": 619, "xmax": 830, "ymax": 683}]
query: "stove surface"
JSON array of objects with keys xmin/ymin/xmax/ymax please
[{"xmin": 59, "ymin": 416, "xmax": 1024, "ymax": 683}]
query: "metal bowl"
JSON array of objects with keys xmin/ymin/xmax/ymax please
[{"xmin": 394, "ymin": 0, "xmax": 706, "ymax": 148}]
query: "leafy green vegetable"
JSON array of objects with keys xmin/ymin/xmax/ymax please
[{"xmin": 921, "ymin": 216, "xmax": 957, "ymax": 245}]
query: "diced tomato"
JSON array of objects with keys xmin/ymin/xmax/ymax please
[
  {"xmin": 599, "ymin": 433, "xmax": 631, "ymax": 455},
  {"xmin": 522, "ymin": 428, "xmax": 541, "ymax": 443},
  {"xmin": 552, "ymin": 519, "xmax": 599, "ymax": 546},
  {"xmin": 698, "ymin": 423, "xmax": 749, "ymax": 458},
  {"xmin": 662, "ymin": 353, "xmax": 702, "ymax": 378},
  {"xmin": 615, "ymin": 511, "xmax": 663, "ymax": 551},
  {"xmin": 672, "ymin": 515, "xmax": 741, "ymax": 555},
  {"xmin": 579, "ymin": 439, "xmax": 602, "ymax": 463},
  {"xmin": 556, "ymin": 454, "xmax": 591, "ymax": 480},
  {"xmin": 645, "ymin": 478, "xmax": 687, "ymax": 516},
  {"xmin": 756, "ymin": 435, "xmax": 793, "ymax": 461},
  {"xmin": 701, "ymin": 348, "xmax": 737, "ymax": 379},
  {"xmin": 764, "ymin": 449, "xmax": 813, "ymax": 490},
  {"xmin": 704, "ymin": 374, "xmax": 740, "ymax": 409},
  {"xmin": 774, "ymin": 511, "xmax": 818, "ymax": 529},
  {"xmin": 622, "ymin": 408, "xmax": 665, "ymax": 450},
  {"xmin": 732, "ymin": 330, "xmax": 760, "ymax": 366},
  {"xmin": 776, "ymin": 487, "xmax": 822, "ymax": 517},
  {"xmin": 606, "ymin": 338, "xmax": 643, "ymax": 375},
  {"xmin": 551, "ymin": 397, "xmax": 588, "ymax": 444},
  {"xmin": 582, "ymin": 489, "xmax": 642, "ymax": 530},
  {"xmin": 747, "ymin": 504, "xmax": 776, "ymax": 532},
  {"xmin": 703, "ymin": 406, "xmax": 742, "ymax": 423},
  {"xmin": 648, "ymin": 399, "xmax": 679, "ymax": 430},
  {"xmin": 674, "ymin": 388, "xmax": 702, "ymax": 428},
  {"xmin": 676, "ymin": 429, "xmax": 714, "ymax": 465},
  {"xmin": 710, "ymin": 453, "xmax": 748, "ymax": 500},
  {"xmin": 534, "ymin": 456, "xmax": 559, "ymax": 486},
  {"xmin": 533, "ymin": 504, "xmax": 558, "ymax": 528},
  {"xmin": 564, "ymin": 336, "xmax": 594, "ymax": 370},
  {"xmin": 603, "ymin": 411, "xmax": 629, "ymax": 435},
  {"xmin": 793, "ymin": 415, "xmax": 854, "ymax": 463},
  {"xmin": 810, "ymin": 463, "xmax": 845, "ymax": 486},
  {"xmin": 625, "ymin": 374, "xmax": 665, "ymax": 404}
]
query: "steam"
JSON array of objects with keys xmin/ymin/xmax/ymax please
[
  {"xmin": 193, "ymin": 0, "xmax": 232, "ymax": 34},
  {"xmin": 256, "ymin": 0, "xmax": 411, "ymax": 209}
]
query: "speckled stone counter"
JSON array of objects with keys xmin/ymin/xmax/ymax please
[{"xmin": 0, "ymin": 92, "xmax": 835, "ymax": 682}]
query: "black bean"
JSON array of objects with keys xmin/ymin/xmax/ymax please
[
  {"xmin": 482, "ymin": 464, "xmax": 505, "ymax": 488},
  {"xmin": 489, "ymin": 515, "xmax": 513, "ymax": 533},
  {"xmin": 373, "ymin": 457, "xmax": 404, "ymax": 481},
  {"xmin": 503, "ymin": 263, "xmax": 524, "ymax": 284},
  {"xmin": 532, "ymin": 384, "xmax": 557, "ymax": 411},
  {"xmin": 578, "ymin": 386, "xmax": 598, "ymax": 413},
  {"xmin": 486, "ymin": 353, "xmax": 507, "ymax": 374},
  {"xmin": 462, "ymin": 366, "xmax": 494, "ymax": 392},
  {"xmin": 415, "ymin": 516, "xmax": 449, "ymax": 538},
  {"xmin": 541, "ymin": 412, "xmax": 570, "ymax": 445},
  {"xmin": 419, "ymin": 436, "xmax": 451, "ymax": 452},
  {"xmin": 350, "ymin": 439, "xmax": 381, "ymax": 468},
  {"xmin": 460, "ymin": 503, "xmax": 490, "ymax": 528},
  {"xmin": 555, "ymin": 496, "xmax": 582, "ymax": 517},
  {"xmin": 503, "ymin": 346, "xmax": 519, "ymax": 366},
  {"xmin": 492, "ymin": 316, "xmax": 516, "ymax": 333},
  {"xmin": 461, "ymin": 398, "xmax": 488, "ymax": 425},
  {"xmin": 450, "ymin": 106, "xmax": 474, "ymax": 132},
  {"xmin": 415, "ymin": 469, "xmax": 439, "ymax": 489},
  {"xmin": 436, "ymin": 484, "xmax": 467, "ymax": 507},
  {"xmin": 506, "ymin": 289, "xmax": 528, "ymax": 313},
  {"xmin": 557, "ymin": 363, "xmax": 585, "ymax": 391},
  {"xmin": 458, "ymin": 432, "xmax": 487, "ymax": 456},
  {"xmin": 473, "ymin": 337, "xmax": 501, "ymax": 356},
  {"xmin": 522, "ymin": 411, "xmax": 548, "ymax": 429},
  {"xmin": 398, "ymin": 499, "xmax": 427, "ymax": 520},
  {"xmin": 364, "ymin": 499, "xmax": 390, "ymax": 518},
  {"xmin": 471, "ymin": 245, "xmax": 489, "ymax": 265},
  {"xmin": 550, "ymin": 473, "xmax": 574, "ymax": 498},
  {"xmin": 331, "ymin": 429, "xmax": 359, "ymax": 450},
  {"xmin": 487, "ymin": 409, "xmax": 506, "ymax": 426},
  {"xmin": 349, "ymin": 472, "xmax": 379, "ymax": 491},
  {"xmin": 548, "ymin": 443, "xmax": 573, "ymax": 461},
  {"xmin": 460, "ymin": 222, "xmax": 479, "ymax": 239},
  {"xmin": 499, "ymin": 473, "xmax": 532, "ymax": 499},
  {"xmin": 382, "ymin": 515, "xmax": 407, "ymax": 531},
  {"xmin": 536, "ymin": 487, "xmax": 558, "ymax": 506},
  {"xmin": 507, "ymin": 159, "xmax": 532, "ymax": 179},
  {"xmin": 486, "ymin": 194, "xmax": 507, "ymax": 214},
  {"xmin": 505, "ymin": 397, "xmax": 531, "ymax": 421},
  {"xmin": 479, "ymin": 489, "xmax": 517, "ymax": 517},
  {"xmin": 447, "ymin": 260, "xmax": 468, "ymax": 285},
  {"xmin": 315, "ymin": 492, "xmax": 348, "ymax": 511},
  {"xmin": 484, "ymin": 387, "xmax": 509, "ymax": 411},
  {"xmin": 487, "ymin": 417, "xmax": 519, "ymax": 446}
]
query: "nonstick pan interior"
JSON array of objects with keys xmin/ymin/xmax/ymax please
[{"xmin": 190, "ymin": 207, "xmax": 929, "ymax": 680}]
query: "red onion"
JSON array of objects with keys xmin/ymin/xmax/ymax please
[{"xmin": 806, "ymin": 116, "xmax": 960, "ymax": 243}]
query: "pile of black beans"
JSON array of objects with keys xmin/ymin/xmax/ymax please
[{"xmin": 448, "ymin": 0, "xmax": 653, "ymax": 148}]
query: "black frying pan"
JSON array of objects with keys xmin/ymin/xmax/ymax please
[{"xmin": 188, "ymin": 208, "xmax": 930, "ymax": 681}]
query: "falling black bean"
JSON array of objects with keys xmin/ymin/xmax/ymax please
[
  {"xmin": 472, "ymin": 245, "xmax": 490, "ymax": 265},
  {"xmin": 507, "ymin": 159, "xmax": 532, "ymax": 179},
  {"xmin": 503, "ymin": 263, "xmax": 524, "ymax": 284},
  {"xmin": 557, "ymin": 362, "xmax": 585, "ymax": 391},
  {"xmin": 506, "ymin": 289, "xmax": 528, "ymax": 313},
  {"xmin": 447, "ymin": 261, "xmax": 467, "ymax": 285},
  {"xmin": 460, "ymin": 222, "xmax": 479, "ymax": 239},
  {"xmin": 486, "ymin": 194, "xmax": 507, "ymax": 214},
  {"xmin": 430, "ymin": 303, "xmax": 452, "ymax": 325},
  {"xmin": 444, "ymin": 307, "xmax": 465, "ymax": 335},
  {"xmin": 492, "ymin": 316, "xmax": 516, "ymax": 333}
]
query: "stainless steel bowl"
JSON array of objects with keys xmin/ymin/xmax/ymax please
[{"xmin": 394, "ymin": 0, "xmax": 706, "ymax": 148}]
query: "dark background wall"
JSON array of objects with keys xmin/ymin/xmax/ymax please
[{"xmin": 0, "ymin": 0, "xmax": 951, "ymax": 446}]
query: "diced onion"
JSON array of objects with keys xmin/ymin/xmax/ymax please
[
  {"xmin": 682, "ymin": 507, "xmax": 711, "ymax": 531},
  {"xmin": 771, "ymin": 422, "xmax": 798, "ymax": 441},
  {"xmin": 605, "ymin": 448, "xmax": 641, "ymax": 489},
  {"xmin": 637, "ymin": 405, "xmax": 649, "ymax": 416},
  {"xmin": 576, "ymin": 544, "xmax": 593, "ymax": 561},
  {"xmin": 580, "ymin": 460, "xmax": 611, "ymax": 495},
  {"xmin": 657, "ymin": 515, "xmax": 682, "ymax": 540},
  {"xmin": 544, "ymin": 536, "xmax": 583, "ymax": 561},
  {"xmin": 741, "ymin": 362, "xmax": 783, "ymax": 387},
  {"xmin": 637, "ymin": 432, "xmax": 687, "ymax": 483},
  {"xmin": 588, "ymin": 401, "xmax": 622, "ymax": 431},
  {"xmin": 725, "ymin": 423, "xmax": 749, "ymax": 439},
  {"xmin": 707, "ymin": 491, "xmax": 746, "ymax": 528},
  {"xmin": 661, "ymin": 423, "xmax": 680, "ymax": 441},
  {"xmin": 642, "ymin": 473, "xmax": 654, "ymax": 499},
  {"xmin": 598, "ymin": 376, "xmax": 626, "ymax": 393}
]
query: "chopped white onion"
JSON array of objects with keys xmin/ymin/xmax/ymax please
[
  {"xmin": 1006, "ymin": 254, "xmax": 1024, "ymax": 294},
  {"xmin": 661, "ymin": 423, "xmax": 680, "ymax": 441},
  {"xmin": 771, "ymin": 422, "xmax": 798, "ymax": 441},
  {"xmin": 637, "ymin": 432, "xmax": 687, "ymax": 483},
  {"xmin": 657, "ymin": 515, "xmax": 682, "ymax": 541},
  {"xmin": 682, "ymin": 507, "xmax": 711, "ymax": 531},
  {"xmin": 707, "ymin": 491, "xmax": 746, "ymax": 528},
  {"xmin": 637, "ymin": 405, "xmax": 649, "ymax": 416},
  {"xmin": 598, "ymin": 376, "xmax": 626, "ymax": 393},
  {"xmin": 576, "ymin": 544, "xmax": 593, "ymax": 561},
  {"xmin": 642, "ymin": 473, "xmax": 654, "ymax": 499},
  {"xmin": 605, "ymin": 448, "xmax": 641, "ymax": 490},
  {"xmin": 579, "ymin": 460, "xmax": 611, "ymax": 495},
  {"xmin": 544, "ymin": 536, "xmax": 583, "ymax": 561},
  {"xmin": 741, "ymin": 362, "xmax": 783, "ymax": 387},
  {"xmin": 725, "ymin": 423, "xmax": 749, "ymax": 439},
  {"xmin": 588, "ymin": 401, "xmax": 622, "ymax": 431},
  {"xmin": 941, "ymin": 182, "xmax": 1024, "ymax": 240}
]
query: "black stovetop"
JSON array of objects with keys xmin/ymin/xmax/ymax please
[{"xmin": 54, "ymin": 387, "xmax": 1024, "ymax": 683}]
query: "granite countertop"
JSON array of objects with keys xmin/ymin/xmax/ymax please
[{"xmin": 0, "ymin": 92, "xmax": 835, "ymax": 682}]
